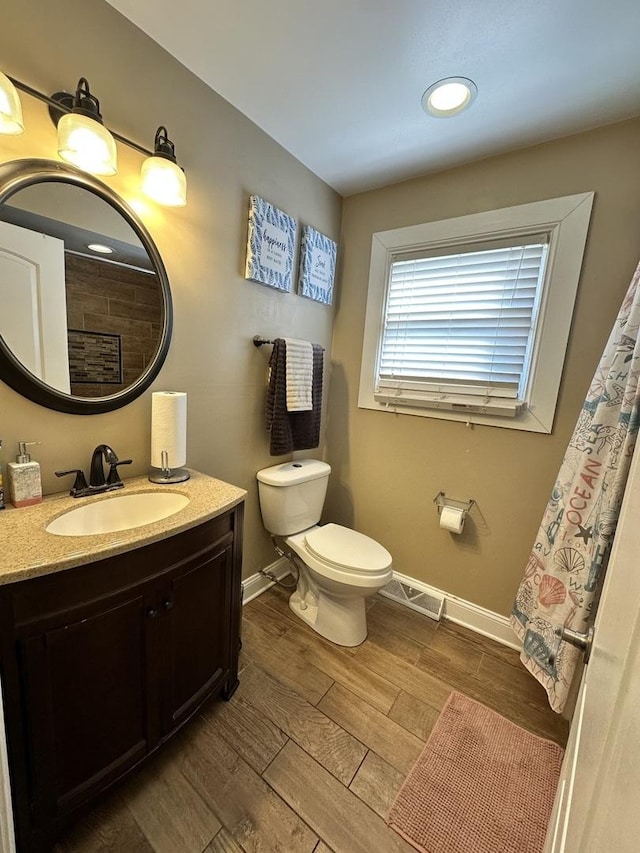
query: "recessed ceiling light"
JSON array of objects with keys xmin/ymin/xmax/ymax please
[
  {"xmin": 421, "ymin": 77, "xmax": 478, "ymax": 118},
  {"xmin": 87, "ymin": 243, "xmax": 114, "ymax": 254}
]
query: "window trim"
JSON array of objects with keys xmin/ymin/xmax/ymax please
[{"xmin": 358, "ymin": 193, "xmax": 594, "ymax": 433}]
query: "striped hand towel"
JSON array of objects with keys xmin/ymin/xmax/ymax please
[
  {"xmin": 266, "ymin": 340, "xmax": 324, "ymax": 456},
  {"xmin": 284, "ymin": 338, "xmax": 313, "ymax": 412}
]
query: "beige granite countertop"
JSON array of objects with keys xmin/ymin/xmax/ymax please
[{"xmin": 0, "ymin": 469, "xmax": 246, "ymax": 585}]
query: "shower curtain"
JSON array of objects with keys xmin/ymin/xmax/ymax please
[{"xmin": 511, "ymin": 261, "xmax": 640, "ymax": 713}]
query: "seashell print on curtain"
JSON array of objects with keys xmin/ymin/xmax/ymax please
[{"xmin": 511, "ymin": 261, "xmax": 640, "ymax": 713}]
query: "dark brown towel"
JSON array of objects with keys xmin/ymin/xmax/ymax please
[{"xmin": 266, "ymin": 339, "xmax": 324, "ymax": 455}]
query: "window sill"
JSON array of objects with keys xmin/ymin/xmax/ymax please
[
  {"xmin": 361, "ymin": 392, "xmax": 552, "ymax": 432},
  {"xmin": 373, "ymin": 392, "xmax": 525, "ymax": 418}
]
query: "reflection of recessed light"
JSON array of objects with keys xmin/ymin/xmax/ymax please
[
  {"xmin": 421, "ymin": 77, "xmax": 478, "ymax": 117},
  {"xmin": 87, "ymin": 243, "xmax": 114, "ymax": 254}
]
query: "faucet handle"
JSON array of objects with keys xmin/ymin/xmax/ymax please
[
  {"xmin": 55, "ymin": 469, "xmax": 89, "ymax": 496},
  {"xmin": 106, "ymin": 458, "xmax": 132, "ymax": 486}
]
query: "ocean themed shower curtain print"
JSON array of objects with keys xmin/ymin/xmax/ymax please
[{"xmin": 511, "ymin": 261, "xmax": 640, "ymax": 713}]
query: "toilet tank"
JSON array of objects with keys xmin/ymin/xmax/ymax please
[{"xmin": 256, "ymin": 460, "xmax": 330, "ymax": 536}]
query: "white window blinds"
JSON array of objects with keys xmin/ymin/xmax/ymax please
[{"xmin": 375, "ymin": 237, "xmax": 549, "ymax": 413}]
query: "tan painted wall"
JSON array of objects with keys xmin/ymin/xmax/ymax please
[
  {"xmin": 326, "ymin": 118, "xmax": 640, "ymax": 616},
  {"xmin": 0, "ymin": 0, "xmax": 341, "ymax": 579},
  {"xmin": 3, "ymin": 2, "xmax": 639, "ymax": 612}
]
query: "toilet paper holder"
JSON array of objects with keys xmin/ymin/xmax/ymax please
[{"xmin": 433, "ymin": 491, "xmax": 475, "ymax": 518}]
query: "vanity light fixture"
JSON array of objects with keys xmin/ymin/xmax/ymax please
[
  {"xmin": 421, "ymin": 76, "xmax": 478, "ymax": 117},
  {"xmin": 140, "ymin": 126, "xmax": 187, "ymax": 207},
  {"xmin": 54, "ymin": 78, "xmax": 117, "ymax": 176},
  {"xmin": 0, "ymin": 71, "xmax": 24, "ymax": 134},
  {"xmin": 0, "ymin": 70, "xmax": 187, "ymax": 208}
]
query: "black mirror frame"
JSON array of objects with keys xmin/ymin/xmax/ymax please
[{"xmin": 0, "ymin": 159, "xmax": 172, "ymax": 415}]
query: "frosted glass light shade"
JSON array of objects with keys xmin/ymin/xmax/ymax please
[
  {"xmin": 0, "ymin": 71, "xmax": 24, "ymax": 135},
  {"xmin": 141, "ymin": 155, "xmax": 187, "ymax": 206},
  {"xmin": 57, "ymin": 112, "xmax": 117, "ymax": 175}
]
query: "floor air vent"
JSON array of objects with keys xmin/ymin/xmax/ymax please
[{"xmin": 379, "ymin": 579, "xmax": 445, "ymax": 622}]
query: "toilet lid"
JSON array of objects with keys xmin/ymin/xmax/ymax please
[{"xmin": 304, "ymin": 524, "xmax": 392, "ymax": 572}]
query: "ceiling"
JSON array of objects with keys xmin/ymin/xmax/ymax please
[{"xmin": 106, "ymin": 0, "xmax": 640, "ymax": 196}]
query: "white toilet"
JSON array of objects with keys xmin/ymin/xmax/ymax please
[{"xmin": 256, "ymin": 459, "xmax": 392, "ymax": 647}]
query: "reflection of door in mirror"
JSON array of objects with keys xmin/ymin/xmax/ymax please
[
  {"xmin": 0, "ymin": 220, "xmax": 71, "ymax": 393},
  {"xmin": 0, "ymin": 181, "xmax": 164, "ymax": 398}
]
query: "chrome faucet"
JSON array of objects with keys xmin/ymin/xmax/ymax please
[{"xmin": 56, "ymin": 445, "xmax": 132, "ymax": 498}]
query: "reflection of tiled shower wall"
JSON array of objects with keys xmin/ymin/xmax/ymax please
[{"xmin": 65, "ymin": 255, "xmax": 162, "ymax": 397}]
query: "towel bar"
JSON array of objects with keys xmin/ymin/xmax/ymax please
[{"xmin": 253, "ymin": 336, "xmax": 275, "ymax": 347}]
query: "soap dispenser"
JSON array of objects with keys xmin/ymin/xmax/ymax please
[{"xmin": 8, "ymin": 441, "xmax": 43, "ymax": 508}]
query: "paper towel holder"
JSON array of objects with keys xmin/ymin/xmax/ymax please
[
  {"xmin": 149, "ymin": 449, "xmax": 190, "ymax": 484},
  {"xmin": 433, "ymin": 491, "xmax": 475, "ymax": 517}
]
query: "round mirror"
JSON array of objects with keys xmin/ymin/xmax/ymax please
[{"xmin": 0, "ymin": 159, "xmax": 172, "ymax": 414}]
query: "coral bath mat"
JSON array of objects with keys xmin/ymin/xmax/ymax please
[{"xmin": 388, "ymin": 691, "xmax": 564, "ymax": 853}]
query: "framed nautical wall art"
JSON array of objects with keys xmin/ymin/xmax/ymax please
[
  {"xmin": 245, "ymin": 195, "xmax": 296, "ymax": 292},
  {"xmin": 297, "ymin": 225, "xmax": 337, "ymax": 305}
]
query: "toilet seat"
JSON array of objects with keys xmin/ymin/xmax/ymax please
[{"xmin": 304, "ymin": 523, "xmax": 392, "ymax": 574}]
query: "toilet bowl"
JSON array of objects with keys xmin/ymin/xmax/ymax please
[
  {"xmin": 256, "ymin": 460, "xmax": 392, "ymax": 647},
  {"xmin": 285, "ymin": 523, "xmax": 392, "ymax": 646}
]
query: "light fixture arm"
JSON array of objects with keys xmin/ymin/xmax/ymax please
[
  {"xmin": 71, "ymin": 77, "xmax": 103, "ymax": 121},
  {"xmin": 153, "ymin": 126, "xmax": 177, "ymax": 162},
  {"xmin": 6, "ymin": 73, "xmax": 154, "ymax": 158}
]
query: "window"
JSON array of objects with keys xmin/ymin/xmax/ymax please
[
  {"xmin": 358, "ymin": 193, "xmax": 594, "ymax": 433},
  {"xmin": 378, "ymin": 237, "xmax": 549, "ymax": 416}
]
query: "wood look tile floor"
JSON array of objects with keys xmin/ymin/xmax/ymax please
[{"xmin": 56, "ymin": 585, "xmax": 568, "ymax": 853}]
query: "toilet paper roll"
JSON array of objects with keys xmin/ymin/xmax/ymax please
[
  {"xmin": 440, "ymin": 505, "xmax": 465, "ymax": 534},
  {"xmin": 151, "ymin": 391, "xmax": 187, "ymax": 469}
]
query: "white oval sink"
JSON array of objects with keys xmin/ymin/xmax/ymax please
[{"xmin": 46, "ymin": 491, "xmax": 190, "ymax": 536}]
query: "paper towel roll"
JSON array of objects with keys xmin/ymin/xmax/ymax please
[
  {"xmin": 151, "ymin": 391, "xmax": 187, "ymax": 469},
  {"xmin": 440, "ymin": 505, "xmax": 465, "ymax": 534}
]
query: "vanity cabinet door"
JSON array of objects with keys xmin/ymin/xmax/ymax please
[
  {"xmin": 158, "ymin": 537, "xmax": 233, "ymax": 734},
  {"xmin": 17, "ymin": 588, "xmax": 157, "ymax": 829},
  {"xmin": 1, "ymin": 505, "xmax": 244, "ymax": 853}
]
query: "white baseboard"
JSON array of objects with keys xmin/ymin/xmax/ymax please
[
  {"xmin": 387, "ymin": 570, "xmax": 522, "ymax": 651},
  {"xmin": 242, "ymin": 561, "xmax": 521, "ymax": 652},
  {"xmin": 242, "ymin": 557, "xmax": 291, "ymax": 605}
]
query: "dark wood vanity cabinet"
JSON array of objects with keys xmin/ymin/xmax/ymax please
[{"xmin": 0, "ymin": 504, "xmax": 244, "ymax": 853}]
